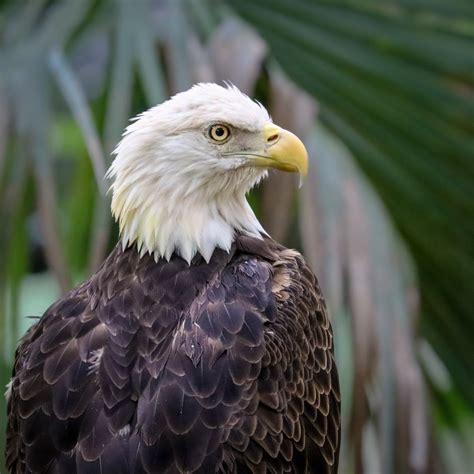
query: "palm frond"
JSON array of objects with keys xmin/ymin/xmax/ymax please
[{"xmin": 231, "ymin": 0, "xmax": 474, "ymax": 408}]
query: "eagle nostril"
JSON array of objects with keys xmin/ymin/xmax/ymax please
[{"xmin": 267, "ymin": 133, "xmax": 279, "ymax": 144}]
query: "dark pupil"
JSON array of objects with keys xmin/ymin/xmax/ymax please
[{"xmin": 215, "ymin": 127, "xmax": 225, "ymax": 137}]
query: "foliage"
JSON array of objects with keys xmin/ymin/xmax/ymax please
[
  {"xmin": 231, "ymin": 0, "xmax": 474, "ymax": 409},
  {"xmin": 0, "ymin": 0, "xmax": 472, "ymax": 472}
]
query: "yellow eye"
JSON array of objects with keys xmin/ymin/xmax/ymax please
[{"xmin": 209, "ymin": 124, "xmax": 230, "ymax": 142}]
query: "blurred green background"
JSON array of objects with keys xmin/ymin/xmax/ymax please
[{"xmin": 0, "ymin": 0, "xmax": 473, "ymax": 472}]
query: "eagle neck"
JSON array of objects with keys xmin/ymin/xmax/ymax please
[{"xmin": 118, "ymin": 191, "xmax": 266, "ymax": 264}]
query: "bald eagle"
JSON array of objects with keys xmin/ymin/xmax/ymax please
[{"xmin": 5, "ymin": 84, "xmax": 340, "ymax": 473}]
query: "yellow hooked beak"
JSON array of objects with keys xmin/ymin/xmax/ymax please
[{"xmin": 249, "ymin": 123, "xmax": 308, "ymax": 184}]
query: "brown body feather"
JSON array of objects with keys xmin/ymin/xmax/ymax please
[{"xmin": 6, "ymin": 235, "xmax": 340, "ymax": 473}]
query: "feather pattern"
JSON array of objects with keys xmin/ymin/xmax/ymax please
[{"xmin": 6, "ymin": 234, "xmax": 340, "ymax": 473}]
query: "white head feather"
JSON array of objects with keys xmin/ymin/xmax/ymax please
[{"xmin": 107, "ymin": 83, "xmax": 272, "ymax": 263}]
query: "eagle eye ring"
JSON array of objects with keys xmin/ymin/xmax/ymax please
[{"xmin": 209, "ymin": 124, "xmax": 230, "ymax": 143}]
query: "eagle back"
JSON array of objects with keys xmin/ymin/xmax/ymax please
[{"xmin": 6, "ymin": 235, "xmax": 340, "ymax": 474}]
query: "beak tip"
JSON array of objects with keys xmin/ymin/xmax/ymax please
[{"xmin": 298, "ymin": 173, "xmax": 305, "ymax": 189}]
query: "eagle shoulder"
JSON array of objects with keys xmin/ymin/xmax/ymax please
[{"xmin": 227, "ymin": 239, "xmax": 341, "ymax": 473}]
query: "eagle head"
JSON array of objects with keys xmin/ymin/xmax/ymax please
[{"xmin": 108, "ymin": 83, "xmax": 308, "ymax": 263}]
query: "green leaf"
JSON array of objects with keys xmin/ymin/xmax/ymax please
[
  {"xmin": 232, "ymin": 0, "xmax": 474, "ymax": 409},
  {"xmin": 49, "ymin": 47, "xmax": 107, "ymax": 195}
]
